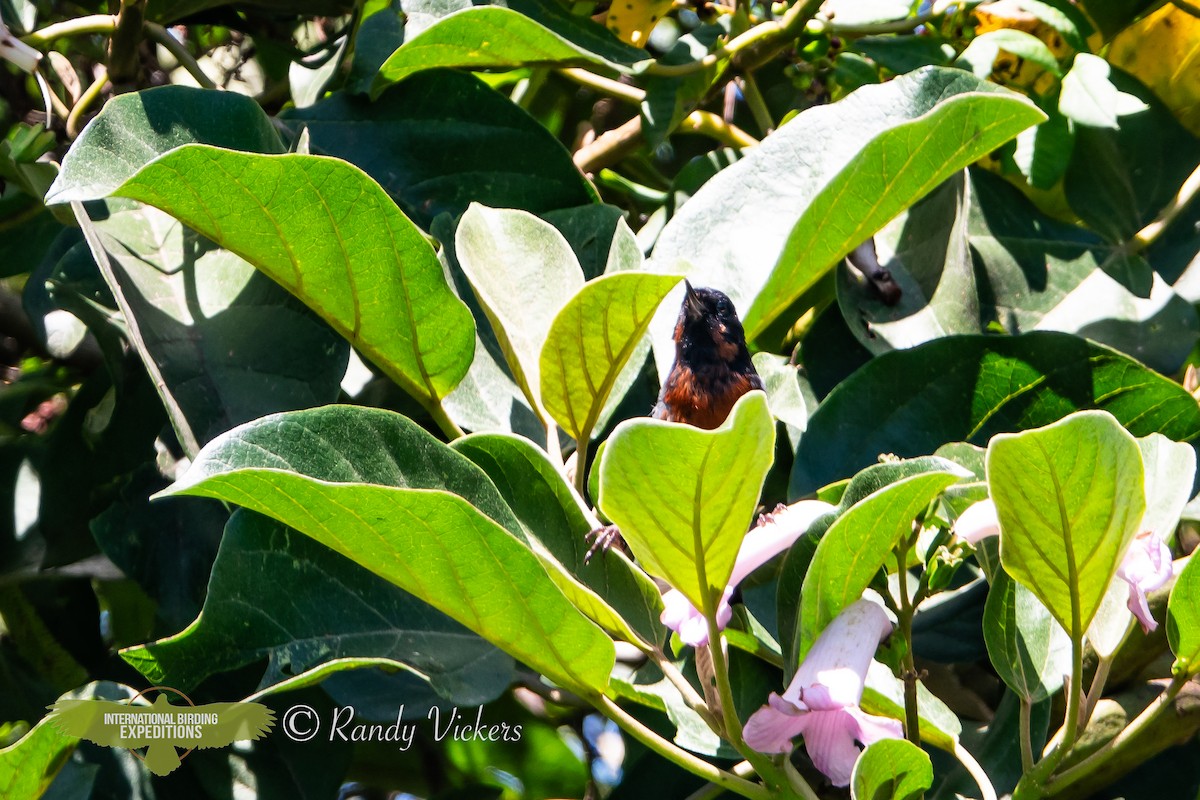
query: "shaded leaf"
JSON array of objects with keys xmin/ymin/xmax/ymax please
[
  {"xmin": 791, "ymin": 332, "xmax": 1200, "ymax": 496},
  {"xmin": 123, "ymin": 511, "xmax": 514, "ymax": 701},
  {"xmin": 160, "ymin": 406, "xmax": 615, "ymax": 694},
  {"xmin": 109, "ymin": 146, "xmax": 475, "ymax": 412},
  {"xmin": 851, "ymin": 738, "xmax": 933, "ymax": 800},
  {"xmin": 983, "ymin": 569, "xmax": 1071, "ymax": 701}
]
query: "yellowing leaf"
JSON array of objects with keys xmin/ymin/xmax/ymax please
[
  {"xmin": 605, "ymin": 0, "xmax": 673, "ymax": 46},
  {"xmin": 1109, "ymin": 5, "xmax": 1200, "ymax": 136}
]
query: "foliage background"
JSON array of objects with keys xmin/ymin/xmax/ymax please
[{"xmin": 1, "ymin": 0, "xmax": 1199, "ymax": 798}]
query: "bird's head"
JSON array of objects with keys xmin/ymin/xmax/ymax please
[{"xmin": 673, "ymin": 281, "xmax": 753, "ymax": 369}]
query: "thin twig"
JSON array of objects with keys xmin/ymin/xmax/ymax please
[
  {"xmin": 66, "ymin": 67, "xmax": 109, "ymax": 139},
  {"xmin": 1170, "ymin": 0, "xmax": 1200, "ymax": 18},
  {"xmin": 559, "ymin": 67, "xmax": 644, "ymax": 104},
  {"xmin": 1129, "ymin": 160, "xmax": 1200, "ymax": 252},
  {"xmin": 144, "ymin": 22, "xmax": 217, "ymax": 89},
  {"xmin": 21, "ymin": 15, "xmax": 117, "ymax": 47},
  {"xmin": 739, "ymin": 73, "xmax": 774, "ymax": 135},
  {"xmin": 678, "ymin": 110, "xmax": 758, "ymax": 147},
  {"xmin": 824, "ymin": 11, "xmax": 937, "ymax": 35},
  {"xmin": 954, "ymin": 740, "xmax": 999, "ymax": 800}
]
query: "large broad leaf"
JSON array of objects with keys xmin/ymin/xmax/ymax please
[
  {"xmin": 836, "ymin": 171, "xmax": 979, "ymax": 353},
  {"xmin": 797, "ymin": 470, "xmax": 963, "ymax": 661},
  {"xmin": 969, "ymin": 169, "xmax": 1197, "ymax": 374},
  {"xmin": 540, "ymin": 272, "xmax": 681, "ymax": 446},
  {"xmin": 983, "ymin": 569, "xmax": 1071, "ymax": 702},
  {"xmin": 451, "ymin": 433, "xmax": 665, "ymax": 646},
  {"xmin": 1063, "ymin": 68, "xmax": 1200, "ymax": 244},
  {"xmin": 371, "ymin": 0, "xmax": 649, "ymax": 97},
  {"xmin": 456, "ymin": 204, "xmax": 583, "ymax": 416},
  {"xmin": 791, "ymin": 332, "xmax": 1200, "ymax": 496},
  {"xmin": 160, "ymin": 406, "xmax": 615, "ymax": 695},
  {"xmin": 598, "ymin": 392, "xmax": 775, "ymax": 613},
  {"xmin": 283, "ymin": 70, "xmax": 596, "ymax": 230},
  {"xmin": 840, "ymin": 168, "xmax": 1199, "ymax": 373},
  {"xmin": 987, "ymin": 411, "xmax": 1145, "ymax": 638},
  {"xmin": 76, "ymin": 199, "xmax": 348, "ymax": 452},
  {"xmin": 646, "ymin": 66, "xmax": 1044, "ymax": 368},
  {"xmin": 1168, "ymin": 554, "xmax": 1200, "ymax": 675},
  {"xmin": 46, "ymin": 86, "xmax": 285, "ymax": 204},
  {"xmin": 122, "ymin": 511, "xmax": 514, "ymax": 702},
  {"xmin": 107, "ymin": 146, "xmax": 475, "ymax": 414},
  {"xmin": 851, "ymin": 738, "xmax": 933, "ymax": 800}
]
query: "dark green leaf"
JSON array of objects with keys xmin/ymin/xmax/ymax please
[
  {"xmin": 983, "ymin": 569, "xmax": 1071, "ymax": 701},
  {"xmin": 791, "ymin": 332, "xmax": 1200, "ymax": 496},
  {"xmin": 123, "ymin": 511, "xmax": 514, "ymax": 701},
  {"xmin": 284, "ymin": 70, "xmax": 596, "ymax": 230}
]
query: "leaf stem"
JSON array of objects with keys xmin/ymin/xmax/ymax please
[
  {"xmin": 1170, "ymin": 0, "xmax": 1200, "ymax": 18},
  {"xmin": 1019, "ymin": 697, "xmax": 1034, "ymax": 773},
  {"xmin": 953, "ymin": 740, "xmax": 999, "ymax": 800},
  {"xmin": 893, "ymin": 535, "xmax": 922, "ymax": 745},
  {"xmin": 574, "ymin": 436, "xmax": 590, "ymax": 501},
  {"xmin": 1042, "ymin": 674, "xmax": 1188, "ymax": 794},
  {"xmin": 559, "ymin": 67, "xmax": 644, "ymax": 103},
  {"xmin": 145, "ymin": 22, "xmax": 216, "ymax": 89},
  {"xmin": 427, "ymin": 399, "xmax": 465, "ymax": 440},
  {"xmin": 678, "ymin": 111, "xmax": 759, "ymax": 148},
  {"xmin": 824, "ymin": 11, "xmax": 936, "ymax": 35},
  {"xmin": 738, "ymin": 73, "xmax": 774, "ymax": 135},
  {"xmin": 66, "ymin": 66, "xmax": 109, "ymax": 140},
  {"xmin": 1129, "ymin": 160, "xmax": 1200, "ymax": 252},
  {"xmin": 594, "ymin": 694, "xmax": 775, "ymax": 800},
  {"xmin": 21, "ymin": 15, "xmax": 117, "ymax": 47}
]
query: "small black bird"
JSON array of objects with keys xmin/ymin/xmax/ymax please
[
  {"xmin": 653, "ymin": 281, "xmax": 763, "ymax": 429},
  {"xmin": 586, "ymin": 282, "xmax": 761, "ymax": 560}
]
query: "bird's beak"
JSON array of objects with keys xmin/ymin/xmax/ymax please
[{"xmin": 683, "ymin": 280, "xmax": 704, "ymax": 320}]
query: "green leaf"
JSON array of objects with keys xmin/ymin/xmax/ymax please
[
  {"xmin": 983, "ymin": 569, "xmax": 1072, "ymax": 701},
  {"xmin": 76, "ymin": 199, "xmax": 349, "ymax": 452},
  {"xmin": 1138, "ymin": 434, "xmax": 1197, "ymax": 539},
  {"xmin": 851, "ymin": 738, "xmax": 933, "ymax": 800},
  {"xmin": 791, "ymin": 332, "xmax": 1200, "ymax": 496},
  {"xmin": 968, "ymin": 169, "xmax": 1197, "ymax": 373},
  {"xmin": 46, "ymin": 86, "xmax": 285, "ymax": 205},
  {"xmin": 798, "ymin": 470, "xmax": 963, "ymax": 661},
  {"xmin": 122, "ymin": 511, "xmax": 515, "ymax": 701},
  {"xmin": 598, "ymin": 392, "xmax": 775, "ymax": 611},
  {"xmin": 1059, "ymin": 53, "xmax": 1149, "ymax": 129},
  {"xmin": 752, "ymin": 352, "xmax": 811, "ymax": 447},
  {"xmin": 0, "ymin": 713, "xmax": 74, "ymax": 798},
  {"xmin": 1168, "ymin": 553, "xmax": 1200, "ymax": 674},
  {"xmin": 161, "ymin": 406, "xmax": 615, "ymax": 695},
  {"xmin": 451, "ymin": 433, "xmax": 665, "ymax": 646},
  {"xmin": 956, "ymin": 29, "xmax": 1063, "ymax": 78},
  {"xmin": 1013, "ymin": 101, "xmax": 1074, "ymax": 189},
  {"xmin": 372, "ymin": 0, "xmax": 649, "ymax": 98},
  {"xmin": 1063, "ymin": 68, "xmax": 1200, "ymax": 244},
  {"xmin": 456, "ymin": 203, "xmax": 583, "ymax": 415},
  {"xmin": 283, "ymin": 70, "xmax": 596, "ymax": 230},
  {"xmin": 862, "ymin": 661, "xmax": 962, "ymax": 750},
  {"xmin": 987, "ymin": 410, "xmax": 1145, "ymax": 639},
  {"xmin": 540, "ymin": 273, "xmax": 681, "ymax": 445},
  {"xmin": 646, "ymin": 66, "xmax": 1043, "ymax": 356},
  {"xmin": 836, "ymin": 172, "xmax": 979, "ymax": 354},
  {"xmin": 108, "ymin": 146, "xmax": 475, "ymax": 413}
]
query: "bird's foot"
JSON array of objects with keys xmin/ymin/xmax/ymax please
[
  {"xmin": 755, "ymin": 502, "xmax": 789, "ymax": 527},
  {"xmin": 585, "ymin": 525, "xmax": 628, "ymax": 562}
]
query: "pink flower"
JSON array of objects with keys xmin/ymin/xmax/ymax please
[
  {"xmin": 952, "ymin": 498, "xmax": 999, "ymax": 545},
  {"xmin": 660, "ymin": 500, "xmax": 834, "ymax": 646},
  {"xmin": 743, "ymin": 599, "xmax": 902, "ymax": 786},
  {"xmin": 0, "ymin": 21, "xmax": 40, "ymax": 73},
  {"xmin": 1116, "ymin": 530, "xmax": 1173, "ymax": 633}
]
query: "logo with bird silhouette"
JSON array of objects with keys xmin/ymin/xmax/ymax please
[{"xmin": 47, "ymin": 687, "xmax": 275, "ymax": 775}]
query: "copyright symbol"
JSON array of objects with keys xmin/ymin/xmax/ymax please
[{"xmin": 282, "ymin": 704, "xmax": 320, "ymax": 742}]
